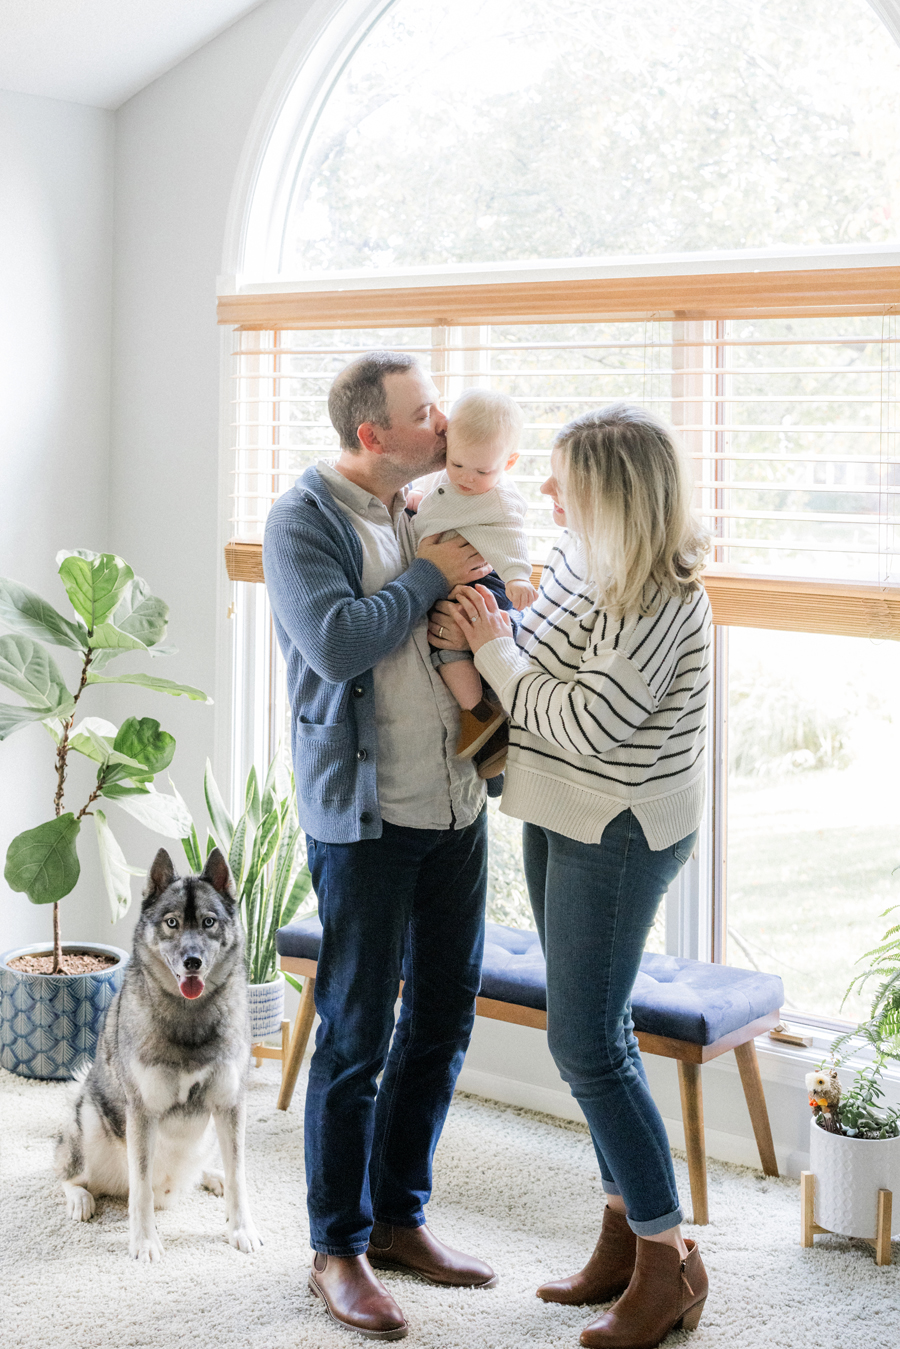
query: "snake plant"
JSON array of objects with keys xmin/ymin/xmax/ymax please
[{"xmin": 180, "ymin": 755, "xmax": 314, "ymax": 988}]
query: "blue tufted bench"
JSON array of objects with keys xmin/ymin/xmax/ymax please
[{"xmin": 274, "ymin": 917, "xmax": 783, "ymax": 1224}]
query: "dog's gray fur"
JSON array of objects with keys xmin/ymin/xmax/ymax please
[{"xmin": 55, "ymin": 847, "xmax": 262, "ymax": 1262}]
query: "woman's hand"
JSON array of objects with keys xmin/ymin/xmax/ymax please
[{"xmin": 452, "ymin": 583, "xmax": 514, "ymax": 653}]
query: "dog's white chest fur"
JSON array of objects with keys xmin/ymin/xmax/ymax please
[{"xmin": 131, "ymin": 1061, "xmax": 213, "ymax": 1114}]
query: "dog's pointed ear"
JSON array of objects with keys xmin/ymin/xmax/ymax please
[
  {"xmin": 143, "ymin": 848, "xmax": 178, "ymax": 905},
  {"xmin": 200, "ymin": 847, "xmax": 236, "ymax": 906}
]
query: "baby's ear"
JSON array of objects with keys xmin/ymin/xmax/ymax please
[{"xmin": 505, "ymin": 451, "xmax": 520, "ymax": 470}]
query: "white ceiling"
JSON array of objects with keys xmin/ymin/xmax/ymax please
[
  {"xmin": 0, "ymin": 1, "xmax": 898, "ymax": 113},
  {"xmin": 0, "ymin": 0, "xmax": 270, "ymax": 109}
]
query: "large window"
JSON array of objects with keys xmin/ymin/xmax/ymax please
[
  {"xmin": 726, "ymin": 626, "xmax": 900, "ymax": 1022},
  {"xmin": 276, "ymin": 0, "xmax": 900, "ymax": 276},
  {"xmin": 223, "ymin": 0, "xmax": 900, "ymax": 1029}
]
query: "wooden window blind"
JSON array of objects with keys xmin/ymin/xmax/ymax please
[{"xmin": 219, "ymin": 258, "xmax": 900, "ymax": 638}]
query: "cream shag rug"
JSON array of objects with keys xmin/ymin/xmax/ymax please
[{"xmin": 1, "ymin": 1062, "xmax": 898, "ymax": 1349}]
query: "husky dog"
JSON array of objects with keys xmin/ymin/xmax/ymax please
[{"xmin": 55, "ymin": 847, "xmax": 262, "ymax": 1262}]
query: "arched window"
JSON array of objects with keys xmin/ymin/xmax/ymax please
[
  {"xmin": 257, "ymin": 0, "xmax": 900, "ymax": 278},
  {"xmin": 224, "ymin": 0, "xmax": 900, "ymax": 1024}
]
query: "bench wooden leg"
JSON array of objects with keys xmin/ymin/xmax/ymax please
[
  {"xmin": 677, "ymin": 1061, "xmax": 709, "ymax": 1225},
  {"xmin": 277, "ymin": 976, "xmax": 317, "ymax": 1112},
  {"xmin": 734, "ymin": 1040, "xmax": 779, "ymax": 1177}
]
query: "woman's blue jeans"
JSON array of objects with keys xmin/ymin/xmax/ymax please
[{"xmin": 523, "ymin": 809, "xmax": 697, "ymax": 1236}]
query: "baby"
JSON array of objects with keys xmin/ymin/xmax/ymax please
[{"xmin": 412, "ymin": 388, "xmax": 536, "ymax": 749}]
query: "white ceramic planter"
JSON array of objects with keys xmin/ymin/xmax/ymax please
[
  {"xmin": 247, "ymin": 972, "xmax": 285, "ymax": 1041},
  {"xmin": 809, "ymin": 1116, "xmax": 900, "ymax": 1238}
]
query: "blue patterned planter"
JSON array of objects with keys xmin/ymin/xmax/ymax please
[
  {"xmin": 0, "ymin": 943, "xmax": 129, "ymax": 1080},
  {"xmin": 248, "ymin": 973, "xmax": 285, "ymax": 1041}
]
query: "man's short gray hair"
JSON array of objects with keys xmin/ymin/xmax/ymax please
[{"xmin": 327, "ymin": 350, "xmax": 421, "ymax": 452}]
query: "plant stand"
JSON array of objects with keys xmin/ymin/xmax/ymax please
[
  {"xmin": 251, "ymin": 1019, "xmax": 291, "ymax": 1074},
  {"xmin": 800, "ymin": 1171, "xmax": 893, "ymax": 1266}
]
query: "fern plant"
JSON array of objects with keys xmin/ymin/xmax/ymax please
[
  {"xmin": 179, "ymin": 755, "xmax": 314, "ymax": 989},
  {"xmin": 815, "ymin": 906, "xmax": 900, "ymax": 1140}
]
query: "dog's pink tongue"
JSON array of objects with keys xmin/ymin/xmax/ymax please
[{"xmin": 179, "ymin": 975, "xmax": 204, "ymax": 999}]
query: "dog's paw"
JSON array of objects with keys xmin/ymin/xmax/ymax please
[
  {"xmin": 64, "ymin": 1184, "xmax": 96, "ymax": 1222},
  {"xmin": 201, "ymin": 1169, "xmax": 225, "ymax": 1197},
  {"xmin": 129, "ymin": 1232, "xmax": 165, "ymax": 1263},
  {"xmin": 227, "ymin": 1222, "xmax": 263, "ymax": 1254}
]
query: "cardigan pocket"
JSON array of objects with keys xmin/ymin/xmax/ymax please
[{"xmin": 295, "ymin": 720, "xmax": 355, "ymax": 804}]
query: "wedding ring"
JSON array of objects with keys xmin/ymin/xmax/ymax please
[{"xmin": 438, "ymin": 626, "xmax": 445, "ymax": 638}]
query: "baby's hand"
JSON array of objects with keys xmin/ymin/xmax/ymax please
[
  {"xmin": 406, "ymin": 489, "xmax": 424, "ymax": 512},
  {"xmin": 505, "ymin": 579, "xmax": 537, "ymax": 609}
]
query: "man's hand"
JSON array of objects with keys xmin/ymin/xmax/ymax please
[
  {"xmin": 427, "ymin": 598, "xmax": 469, "ymax": 650},
  {"xmin": 417, "ymin": 533, "xmax": 492, "ymax": 588}
]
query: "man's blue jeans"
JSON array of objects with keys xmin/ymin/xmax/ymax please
[
  {"xmin": 303, "ymin": 809, "xmax": 488, "ymax": 1255},
  {"xmin": 523, "ymin": 809, "xmax": 698, "ymax": 1236}
]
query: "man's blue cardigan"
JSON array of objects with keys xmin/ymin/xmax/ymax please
[{"xmin": 263, "ymin": 466, "xmax": 449, "ymax": 844}]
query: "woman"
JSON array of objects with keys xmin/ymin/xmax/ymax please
[{"xmin": 452, "ymin": 404, "xmax": 711, "ymax": 1349}]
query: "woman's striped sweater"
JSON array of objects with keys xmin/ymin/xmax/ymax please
[{"xmin": 473, "ymin": 532, "xmax": 712, "ymax": 849}]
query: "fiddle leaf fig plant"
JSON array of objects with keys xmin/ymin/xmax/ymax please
[{"xmin": 0, "ymin": 550, "xmax": 211, "ymax": 972}]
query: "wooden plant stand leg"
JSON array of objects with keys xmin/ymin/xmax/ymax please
[
  {"xmin": 874, "ymin": 1189, "xmax": 893, "ymax": 1267},
  {"xmin": 280, "ymin": 1017, "xmax": 291, "ymax": 1078},
  {"xmin": 800, "ymin": 1171, "xmax": 817, "ymax": 1247},
  {"xmin": 801, "ymin": 1173, "xmax": 892, "ymax": 1265},
  {"xmin": 734, "ymin": 1040, "xmax": 779, "ymax": 1177},
  {"xmin": 251, "ymin": 1019, "xmax": 291, "ymax": 1070},
  {"xmin": 277, "ymin": 976, "xmax": 317, "ymax": 1112},
  {"xmin": 677, "ymin": 1061, "xmax": 709, "ymax": 1225}
]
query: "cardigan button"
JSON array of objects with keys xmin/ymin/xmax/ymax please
[
  {"xmin": 357, "ymin": 749, "xmax": 368, "ymax": 761},
  {"xmin": 360, "ymin": 811, "xmax": 373, "ymax": 824},
  {"xmin": 437, "ymin": 487, "xmax": 444, "ymax": 494}
]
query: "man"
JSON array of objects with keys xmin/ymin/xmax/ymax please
[{"xmin": 264, "ymin": 351, "xmax": 499, "ymax": 1341}]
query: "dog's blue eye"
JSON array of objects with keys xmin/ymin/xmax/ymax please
[
  {"xmin": 202, "ymin": 917, "xmax": 215, "ymax": 929},
  {"xmin": 165, "ymin": 917, "xmax": 178, "ymax": 929}
]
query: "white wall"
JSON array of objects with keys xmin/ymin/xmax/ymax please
[
  {"xmin": 101, "ymin": 0, "xmax": 313, "ymax": 953},
  {"xmin": 0, "ymin": 89, "xmax": 114, "ymax": 953}
]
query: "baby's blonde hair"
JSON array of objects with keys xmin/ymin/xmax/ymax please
[
  {"xmin": 449, "ymin": 388, "xmax": 524, "ymax": 452},
  {"xmin": 554, "ymin": 403, "xmax": 708, "ymax": 617}
]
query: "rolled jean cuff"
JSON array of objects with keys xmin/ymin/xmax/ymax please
[
  {"xmin": 430, "ymin": 648, "xmax": 475, "ymax": 667},
  {"xmin": 312, "ymin": 1240, "xmax": 371, "ymax": 1256},
  {"xmin": 601, "ymin": 1179, "xmax": 622, "ymax": 1197},
  {"xmin": 627, "ymin": 1205, "xmax": 684, "ymax": 1237}
]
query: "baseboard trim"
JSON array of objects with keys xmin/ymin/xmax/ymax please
[{"xmin": 455, "ymin": 1066, "xmax": 807, "ymax": 1178}]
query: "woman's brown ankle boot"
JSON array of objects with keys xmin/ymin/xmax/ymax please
[
  {"xmin": 536, "ymin": 1206, "xmax": 637, "ymax": 1305},
  {"xmin": 579, "ymin": 1237, "xmax": 708, "ymax": 1349}
]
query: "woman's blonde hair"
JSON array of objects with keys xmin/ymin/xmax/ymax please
[
  {"xmin": 449, "ymin": 388, "xmax": 524, "ymax": 450},
  {"xmin": 553, "ymin": 403, "xmax": 708, "ymax": 616}
]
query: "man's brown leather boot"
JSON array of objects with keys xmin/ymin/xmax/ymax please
[
  {"xmin": 367, "ymin": 1221, "xmax": 498, "ymax": 1288},
  {"xmin": 536, "ymin": 1205, "xmax": 636, "ymax": 1305},
  {"xmin": 308, "ymin": 1252, "xmax": 408, "ymax": 1340},
  {"xmin": 579, "ymin": 1238, "xmax": 708, "ymax": 1349}
]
